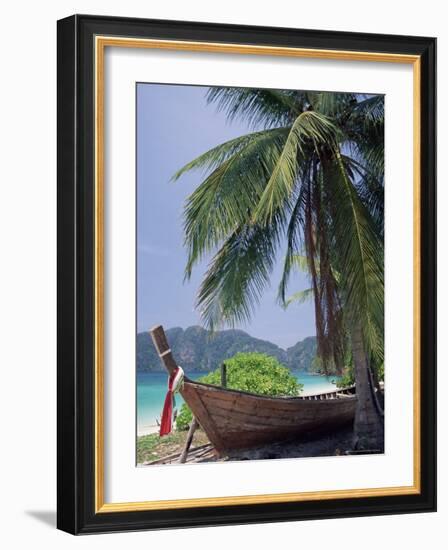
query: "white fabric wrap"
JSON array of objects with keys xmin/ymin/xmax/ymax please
[{"xmin": 172, "ymin": 366, "xmax": 184, "ymax": 394}]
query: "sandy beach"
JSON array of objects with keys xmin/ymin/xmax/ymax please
[{"xmin": 137, "ymin": 424, "xmax": 160, "ymax": 437}]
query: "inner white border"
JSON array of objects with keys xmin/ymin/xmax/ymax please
[{"xmin": 104, "ymin": 46, "xmax": 414, "ymax": 503}]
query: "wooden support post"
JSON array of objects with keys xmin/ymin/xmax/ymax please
[
  {"xmin": 220, "ymin": 363, "xmax": 227, "ymax": 388},
  {"xmin": 179, "ymin": 417, "xmax": 199, "ymax": 464}
]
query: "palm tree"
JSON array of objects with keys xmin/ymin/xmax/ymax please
[
  {"xmin": 283, "ymin": 253, "xmax": 385, "ymax": 446},
  {"xmin": 173, "ymin": 88, "xmax": 384, "ymax": 450}
]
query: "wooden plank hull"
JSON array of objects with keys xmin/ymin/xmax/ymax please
[{"xmin": 181, "ymin": 380, "xmax": 357, "ymax": 455}]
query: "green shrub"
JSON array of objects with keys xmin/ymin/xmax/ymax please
[
  {"xmin": 336, "ymin": 371, "xmax": 355, "ymax": 389},
  {"xmin": 175, "ymin": 403, "xmax": 193, "ymax": 431},
  {"xmin": 336, "ymin": 360, "xmax": 384, "ymax": 389},
  {"xmin": 176, "ymin": 352, "xmax": 302, "ymax": 430}
]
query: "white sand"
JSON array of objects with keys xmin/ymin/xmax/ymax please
[{"xmin": 137, "ymin": 424, "xmax": 160, "ymax": 437}]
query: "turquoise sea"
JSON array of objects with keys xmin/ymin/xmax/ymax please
[{"xmin": 137, "ymin": 371, "xmax": 341, "ymax": 435}]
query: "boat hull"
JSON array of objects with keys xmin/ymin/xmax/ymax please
[
  {"xmin": 149, "ymin": 325, "xmax": 357, "ymax": 457},
  {"xmin": 181, "ymin": 380, "xmax": 357, "ymax": 455}
]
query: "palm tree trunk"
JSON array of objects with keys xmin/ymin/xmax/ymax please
[{"xmin": 351, "ymin": 323, "xmax": 384, "ymax": 451}]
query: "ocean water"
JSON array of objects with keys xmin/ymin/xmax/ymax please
[{"xmin": 137, "ymin": 371, "xmax": 341, "ymax": 435}]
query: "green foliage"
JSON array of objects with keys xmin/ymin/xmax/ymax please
[
  {"xmin": 254, "ymin": 111, "xmax": 340, "ymax": 224},
  {"xmin": 136, "ymin": 432, "xmax": 181, "ymax": 463},
  {"xmin": 174, "ymin": 128, "xmax": 290, "ymax": 285},
  {"xmin": 336, "ymin": 370, "xmax": 355, "ymax": 389},
  {"xmin": 328, "ymin": 152, "xmax": 384, "ymax": 363},
  {"xmin": 175, "ymin": 405, "xmax": 193, "ymax": 431},
  {"xmin": 176, "ymin": 352, "xmax": 302, "ymax": 430},
  {"xmin": 137, "ymin": 430, "xmax": 209, "ymax": 463},
  {"xmin": 201, "ymin": 352, "xmax": 302, "ymax": 395},
  {"xmin": 335, "ymin": 359, "xmax": 384, "ymax": 389}
]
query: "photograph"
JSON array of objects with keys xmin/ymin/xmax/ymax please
[{"xmin": 136, "ymin": 83, "xmax": 385, "ymax": 466}]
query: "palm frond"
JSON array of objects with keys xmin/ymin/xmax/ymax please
[
  {"xmin": 178, "ymin": 128, "xmax": 290, "ymax": 277},
  {"xmin": 283, "ymin": 288, "xmax": 314, "ymax": 308},
  {"xmin": 313, "ymin": 91, "xmax": 357, "ymax": 117},
  {"xmin": 254, "ymin": 111, "xmax": 340, "ymax": 224},
  {"xmin": 277, "ymin": 189, "xmax": 307, "ymax": 305},
  {"xmin": 326, "ymin": 152, "xmax": 384, "ymax": 360},
  {"xmin": 349, "ymin": 95, "xmax": 384, "ymax": 127},
  {"xmin": 340, "ymin": 154, "xmax": 384, "ymax": 236},
  {"xmin": 171, "ymin": 127, "xmax": 286, "ymax": 181},
  {"xmin": 196, "ymin": 220, "xmax": 282, "ymax": 330},
  {"xmin": 351, "ymin": 139, "xmax": 384, "ymax": 181},
  {"xmin": 206, "ymin": 87, "xmax": 304, "ymax": 129},
  {"xmin": 289, "ymin": 254, "xmax": 310, "ymax": 272},
  {"xmin": 345, "ymin": 95, "xmax": 384, "ymax": 181}
]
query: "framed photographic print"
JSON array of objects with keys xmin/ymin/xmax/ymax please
[{"xmin": 57, "ymin": 14, "xmax": 436, "ymax": 534}]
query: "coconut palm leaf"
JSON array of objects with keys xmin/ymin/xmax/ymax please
[
  {"xmin": 289, "ymin": 253, "xmax": 310, "ymax": 273},
  {"xmin": 206, "ymin": 87, "xmax": 303, "ymax": 129},
  {"xmin": 310, "ymin": 91, "xmax": 357, "ymax": 117},
  {"xmin": 349, "ymin": 95, "xmax": 384, "ymax": 127},
  {"xmin": 346, "ymin": 95, "xmax": 384, "ymax": 181},
  {"xmin": 339, "ymin": 154, "xmax": 384, "ymax": 234},
  {"xmin": 171, "ymin": 127, "xmax": 287, "ymax": 181},
  {"xmin": 327, "ymin": 153, "xmax": 384, "ymax": 360},
  {"xmin": 283, "ymin": 288, "xmax": 314, "ymax": 308},
  {"xmin": 254, "ymin": 111, "xmax": 340, "ymax": 224},
  {"xmin": 276, "ymin": 188, "xmax": 307, "ymax": 305},
  {"xmin": 196, "ymin": 218, "xmax": 283, "ymax": 330},
  {"xmin": 177, "ymin": 128, "xmax": 291, "ymax": 276}
]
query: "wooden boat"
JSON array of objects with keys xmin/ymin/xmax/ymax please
[{"xmin": 150, "ymin": 325, "xmax": 357, "ymax": 456}]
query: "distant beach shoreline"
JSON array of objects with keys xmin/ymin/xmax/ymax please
[{"xmin": 138, "ymin": 424, "xmax": 159, "ymax": 437}]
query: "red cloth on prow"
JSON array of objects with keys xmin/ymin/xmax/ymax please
[{"xmin": 159, "ymin": 367, "xmax": 180, "ymax": 436}]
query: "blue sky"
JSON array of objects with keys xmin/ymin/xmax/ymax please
[{"xmin": 136, "ymin": 83, "xmax": 315, "ymax": 349}]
